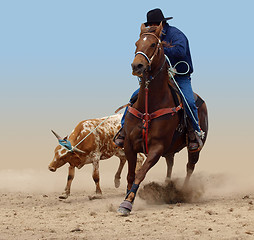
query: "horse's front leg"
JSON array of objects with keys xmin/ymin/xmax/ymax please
[
  {"xmin": 118, "ymin": 141, "xmax": 137, "ymax": 216},
  {"xmin": 126, "ymin": 149, "xmax": 138, "ymax": 193},
  {"xmin": 134, "ymin": 145, "xmax": 163, "ymax": 184},
  {"xmin": 118, "ymin": 144, "xmax": 163, "ymax": 216}
]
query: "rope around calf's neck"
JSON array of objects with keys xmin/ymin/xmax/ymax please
[
  {"xmin": 73, "ymin": 115, "xmax": 111, "ymax": 149},
  {"xmin": 57, "ymin": 115, "xmax": 113, "ymax": 153}
]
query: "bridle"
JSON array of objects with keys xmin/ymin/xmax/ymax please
[{"xmin": 135, "ymin": 32, "xmax": 163, "ymax": 72}]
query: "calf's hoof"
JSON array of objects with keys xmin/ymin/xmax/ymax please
[
  {"xmin": 88, "ymin": 195, "xmax": 103, "ymax": 200},
  {"xmin": 117, "ymin": 200, "xmax": 132, "ymax": 216},
  {"xmin": 59, "ymin": 193, "xmax": 69, "ymax": 199}
]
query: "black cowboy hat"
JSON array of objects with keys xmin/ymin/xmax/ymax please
[{"xmin": 144, "ymin": 8, "xmax": 173, "ymax": 26}]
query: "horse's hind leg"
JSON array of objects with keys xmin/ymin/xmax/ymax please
[
  {"xmin": 165, "ymin": 153, "xmax": 175, "ymax": 183},
  {"xmin": 183, "ymin": 151, "xmax": 200, "ymax": 189}
]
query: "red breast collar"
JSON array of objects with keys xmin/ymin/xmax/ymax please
[{"xmin": 128, "ymin": 103, "xmax": 182, "ymax": 121}]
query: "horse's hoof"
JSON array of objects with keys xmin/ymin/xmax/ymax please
[
  {"xmin": 117, "ymin": 200, "xmax": 132, "ymax": 216},
  {"xmin": 118, "ymin": 207, "xmax": 131, "ymax": 216}
]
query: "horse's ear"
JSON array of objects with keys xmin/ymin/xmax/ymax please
[
  {"xmin": 155, "ymin": 22, "xmax": 163, "ymax": 37},
  {"xmin": 140, "ymin": 23, "xmax": 146, "ymax": 34}
]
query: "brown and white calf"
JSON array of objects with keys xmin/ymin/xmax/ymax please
[{"xmin": 49, "ymin": 114, "xmax": 144, "ymax": 199}]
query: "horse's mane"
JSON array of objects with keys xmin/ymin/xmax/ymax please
[{"xmin": 141, "ymin": 25, "xmax": 174, "ymax": 48}]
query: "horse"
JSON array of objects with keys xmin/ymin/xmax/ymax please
[{"xmin": 118, "ymin": 23, "xmax": 208, "ymax": 215}]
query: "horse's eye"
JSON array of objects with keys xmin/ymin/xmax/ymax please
[{"xmin": 151, "ymin": 43, "xmax": 156, "ymax": 48}]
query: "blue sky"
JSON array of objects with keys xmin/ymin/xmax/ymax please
[{"xmin": 0, "ymin": 0, "xmax": 253, "ymax": 169}]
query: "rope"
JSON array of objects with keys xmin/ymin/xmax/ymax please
[
  {"xmin": 165, "ymin": 55, "xmax": 202, "ymax": 132},
  {"xmin": 57, "ymin": 115, "xmax": 112, "ymax": 153},
  {"xmin": 164, "ymin": 55, "xmax": 190, "ymax": 75},
  {"xmin": 73, "ymin": 115, "xmax": 111, "ymax": 149}
]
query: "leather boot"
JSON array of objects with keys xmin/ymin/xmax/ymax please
[
  {"xmin": 188, "ymin": 129, "xmax": 199, "ymax": 151},
  {"xmin": 113, "ymin": 128, "xmax": 125, "ymax": 148}
]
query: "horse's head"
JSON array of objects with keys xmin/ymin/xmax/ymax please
[{"xmin": 131, "ymin": 22, "xmax": 164, "ymax": 77}]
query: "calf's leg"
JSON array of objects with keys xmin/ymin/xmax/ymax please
[
  {"xmin": 92, "ymin": 160, "xmax": 102, "ymax": 194},
  {"xmin": 59, "ymin": 165, "xmax": 75, "ymax": 199},
  {"xmin": 114, "ymin": 156, "xmax": 126, "ymax": 188}
]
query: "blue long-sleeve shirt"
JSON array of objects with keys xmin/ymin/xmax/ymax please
[{"xmin": 161, "ymin": 23, "xmax": 193, "ymax": 76}]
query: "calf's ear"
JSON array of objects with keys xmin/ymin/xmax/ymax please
[{"xmin": 63, "ymin": 135, "xmax": 68, "ymax": 140}]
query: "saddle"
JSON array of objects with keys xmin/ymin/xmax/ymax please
[
  {"xmin": 168, "ymin": 78, "xmax": 204, "ymax": 110},
  {"xmin": 114, "ymin": 81, "xmax": 205, "ymax": 152}
]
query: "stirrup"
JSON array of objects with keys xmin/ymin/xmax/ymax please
[
  {"xmin": 188, "ymin": 130, "xmax": 204, "ymax": 152},
  {"xmin": 113, "ymin": 128, "xmax": 125, "ymax": 148},
  {"xmin": 196, "ymin": 130, "xmax": 205, "ymax": 140},
  {"xmin": 113, "ymin": 128, "xmax": 122, "ymax": 142},
  {"xmin": 188, "ymin": 142, "xmax": 199, "ymax": 152}
]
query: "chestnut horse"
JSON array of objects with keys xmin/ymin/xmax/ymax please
[{"xmin": 118, "ymin": 23, "xmax": 208, "ymax": 215}]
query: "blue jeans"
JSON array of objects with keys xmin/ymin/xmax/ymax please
[
  {"xmin": 176, "ymin": 76, "xmax": 200, "ymax": 132},
  {"xmin": 121, "ymin": 77, "xmax": 200, "ymax": 132},
  {"xmin": 121, "ymin": 88, "xmax": 139, "ymax": 127}
]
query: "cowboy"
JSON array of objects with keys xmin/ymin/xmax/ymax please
[{"xmin": 114, "ymin": 8, "xmax": 203, "ymax": 151}]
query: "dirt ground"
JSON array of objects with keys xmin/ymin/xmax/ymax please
[{"xmin": 1, "ymin": 170, "xmax": 254, "ymax": 240}]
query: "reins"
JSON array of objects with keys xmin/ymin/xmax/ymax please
[{"xmin": 135, "ymin": 32, "xmax": 162, "ymax": 71}]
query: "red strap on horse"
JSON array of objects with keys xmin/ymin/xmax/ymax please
[
  {"xmin": 150, "ymin": 104, "xmax": 183, "ymax": 119},
  {"xmin": 144, "ymin": 88, "xmax": 149, "ymax": 153},
  {"xmin": 127, "ymin": 107, "xmax": 144, "ymax": 119},
  {"xmin": 128, "ymin": 99, "xmax": 182, "ymax": 154},
  {"xmin": 128, "ymin": 104, "xmax": 183, "ymax": 121}
]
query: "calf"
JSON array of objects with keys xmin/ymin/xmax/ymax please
[{"xmin": 49, "ymin": 114, "xmax": 144, "ymax": 199}]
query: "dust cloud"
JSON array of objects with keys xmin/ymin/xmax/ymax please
[
  {"xmin": 139, "ymin": 178, "xmax": 205, "ymax": 204},
  {"xmin": 138, "ymin": 172, "xmax": 254, "ymax": 205},
  {"xmin": 0, "ymin": 159, "xmax": 127, "ymax": 194},
  {"xmin": 1, "ymin": 166, "xmax": 254, "ymax": 203}
]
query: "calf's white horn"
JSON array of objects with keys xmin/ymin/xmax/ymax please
[
  {"xmin": 73, "ymin": 147, "xmax": 86, "ymax": 154},
  {"xmin": 51, "ymin": 130, "xmax": 62, "ymax": 140}
]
